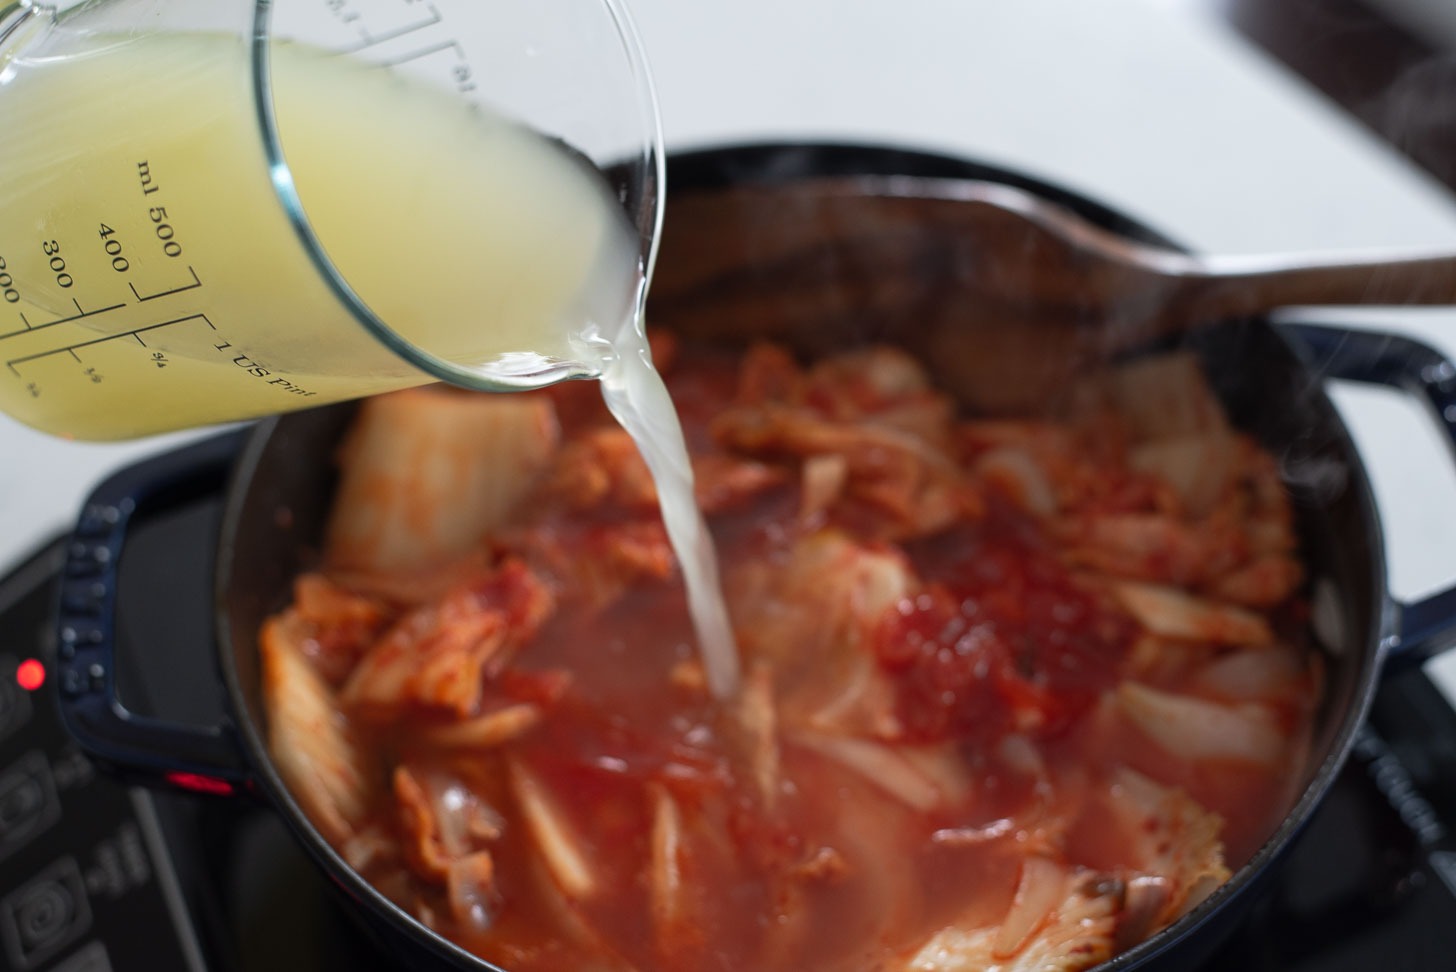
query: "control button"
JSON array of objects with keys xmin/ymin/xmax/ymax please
[
  {"xmin": 0, "ymin": 656, "xmax": 34, "ymax": 743},
  {"xmin": 0, "ymin": 857, "xmax": 92, "ymax": 971},
  {"xmin": 75, "ymin": 503, "xmax": 123, "ymax": 538},
  {"xmin": 50, "ymin": 941, "xmax": 111, "ymax": 972},
  {"xmin": 0, "ymin": 752, "xmax": 60, "ymax": 866},
  {"xmin": 57, "ymin": 628, "xmax": 103, "ymax": 649},
  {"xmin": 49, "ymin": 747, "xmax": 95, "ymax": 793},
  {"xmin": 59, "ymin": 670, "xmax": 89, "ymax": 701},
  {"xmin": 63, "ymin": 545, "xmax": 110, "ymax": 580},
  {"xmin": 63, "ymin": 546, "xmax": 96, "ymax": 579},
  {"xmin": 59, "ymin": 582, "xmax": 105, "ymax": 620},
  {"xmin": 84, "ymin": 823, "xmax": 151, "ymax": 900}
]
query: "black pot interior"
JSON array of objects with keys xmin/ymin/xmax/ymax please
[{"xmin": 216, "ymin": 143, "xmax": 1387, "ymax": 971}]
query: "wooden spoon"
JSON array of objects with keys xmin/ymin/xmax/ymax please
[{"xmin": 650, "ymin": 176, "xmax": 1455, "ymax": 411}]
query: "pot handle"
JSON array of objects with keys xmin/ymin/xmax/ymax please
[
  {"xmin": 56, "ymin": 429, "xmax": 254, "ymax": 795},
  {"xmin": 1279, "ymin": 322, "xmax": 1456, "ymax": 667}
]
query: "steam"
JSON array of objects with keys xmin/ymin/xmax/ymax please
[{"xmin": 1368, "ymin": 53, "xmax": 1456, "ymax": 187}]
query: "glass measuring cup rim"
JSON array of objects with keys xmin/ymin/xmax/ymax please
[
  {"xmin": 247, "ymin": 0, "xmax": 666, "ymax": 391},
  {"xmin": 0, "ymin": 2, "xmax": 52, "ymax": 73}
]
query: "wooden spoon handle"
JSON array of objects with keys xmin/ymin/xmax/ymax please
[{"xmin": 1179, "ymin": 251, "xmax": 1456, "ymax": 321}]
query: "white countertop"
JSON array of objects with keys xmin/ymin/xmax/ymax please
[{"xmin": 6, "ymin": 0, "xmax": 1456, "ymax": 686}]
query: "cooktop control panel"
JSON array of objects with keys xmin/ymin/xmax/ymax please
[{"xmin": 0, "ymin": 547, "xmax": 203, "ymax": 972}]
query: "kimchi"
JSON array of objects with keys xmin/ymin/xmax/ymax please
[{"xmin": 260, "ymin": 338, "xmax": 1319, "ymax": 972}]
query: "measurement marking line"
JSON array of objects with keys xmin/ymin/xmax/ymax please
[
  {"xmin": 5, "ymin": 313, "xmax": 214, "ymax": 373},
  {"xmin": 344, "ymin": 7, "xmax": 442, "ymax": 53},
  {"xmin": 0, "ymin": 301, "xmax": 128, "ymax": 341},
  {"xmin": 379, "ymin": 38, "xmax": 463, "ymax": 68},
  {"xmin": 130, "ymin": 267, "xmax": 201, "ymax": 302}
]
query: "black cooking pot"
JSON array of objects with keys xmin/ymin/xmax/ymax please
[{"xmin": 55, "ymin": 144, "xmax": 1456, "ymax": 971}]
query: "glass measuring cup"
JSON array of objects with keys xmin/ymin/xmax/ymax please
[{"xmin": 0, "ymin": 0, "xmax": 663, "ymax": 440}]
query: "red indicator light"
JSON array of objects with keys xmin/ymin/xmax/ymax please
[
  {"xmin": 164, "ymin": 771, "xmax": 235, "ymax": 796},
  {"xmin": 15, "ymin": 659, "xmax": 45, "ymax": 692}
]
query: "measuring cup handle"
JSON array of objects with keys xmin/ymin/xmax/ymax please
[{"xmin": 56, "ymin": 430, "xmax": 255, "ymax": 796}]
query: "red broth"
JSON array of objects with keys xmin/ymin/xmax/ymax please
[{"xmin": 261, "ymin": 341, "xmax": 1321, "ymax": 972}]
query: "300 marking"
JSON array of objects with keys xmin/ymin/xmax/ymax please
[
  {"xmin": 0, "ymin": 256, "xmax": 17, "ymax": 303},
  {"xmin": 41, "ymin": 240, "xmax": 73, "ymax": 288}
]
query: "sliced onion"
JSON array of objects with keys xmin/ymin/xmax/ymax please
[
  {"xmin": 445, "ymin": 852, "xmax": 497, "ymax": 933},
  {"xmin": 1117, "ymin": 683, "xmax": 1283, "ymax": 765},
  {"xmin": 507, "ymin": 758, "xmax": 596, "ymax": 899},
  {"xmin": 1112, "ymin": 580, "xmax": 1273, "ymax": 647},
  {"xmin": 898, "ymin": 743, "xmax": 973, "ymax": 807},
  {"xmin": 975, "ymin": 447, "xmax": 1058, "ymax": 517},
  {"xmin": 801, "ymin": 453, "xmax": 849, "ymax": 521},
  {"xmin": 994, "ymin": 856, "xmax": 1064, "ymax": 959},
  {"xmin": 648, "ymin": 784, "xmax": 686, "ymax": 938},
  {"xmin": 792, "ymin": 732, "xmax": 943, "ymax": 811},
  {"xmin": 416, "ymin": 704, "xmax": 543, "ymax": 749},
  {"xmin": 736, "ymin": 663, "xmax": 782, "ymax": 808},
  {"xmin": 1193, "ymin": 645, "xmax": 1304, "ymax": 703}
]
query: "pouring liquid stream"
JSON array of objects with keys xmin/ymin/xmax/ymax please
[{"xmin": 596, "ymin": 322, "xmax": 742, "ymax": 700}]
